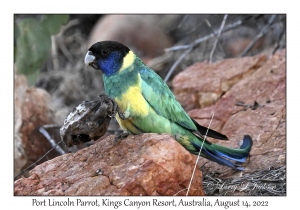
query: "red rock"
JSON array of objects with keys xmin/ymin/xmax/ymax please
[
  {"xmin": 186, "ymin": 50, "xmax": 286, "ymax": 177},
  {"xmin": 14, "ymin": 74, "xmax": 56, "ymax": 177},
  {"xmin": 172, "ymin": 54, "xmax": 267, "ymax": 111},
  {"xmin": 87, "ymin": 15, "xmax": 173, "ymax": 64},
  {"xmin": 14, "ymin": 133, "xmax": 204, "ymax": 196}
]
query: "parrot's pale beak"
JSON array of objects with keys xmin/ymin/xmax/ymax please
[{"xmin": 84, "ymin": 51, "xmax": 99, "ymax": 70}]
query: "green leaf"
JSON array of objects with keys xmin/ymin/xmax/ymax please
[
  {"xmin": 41, "ymin": 15, "xmax": 69, "ymax": 35},
  {"xmin": 14, "ymin": 15, "xmax": 69, "ymax": 86},
  {"xmin": 15, "ymin": 18, "xmax": 51, "ymax": 78},
  {"xmin": 26, "ymin": 69, "xmax": 40, "ymax": 86}
]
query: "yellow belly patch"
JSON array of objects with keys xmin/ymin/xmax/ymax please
[
  {"xmin": 115, "ymin": 114, "xmax": 142, "ymax": 134},
  {"xmin": 115, "ymin": 74, "xmax": 149, "ymax": 118},
  {"xmin": 119, "ymin": 50, "xmax": 135, "ymax": 72}
]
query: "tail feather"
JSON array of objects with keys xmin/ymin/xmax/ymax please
[
  {"xmin": 192, "ymin": 119, "xmax": 229, "ymax": 140},
  {"xmin": 202, "ymin": 146, "xmax": 244, "ymax": 170},
  {"xmin": 212, "ymin": 135, "xmax": 252, "ymax": 163},
  {"xmin": 192, "ymin": 135, "xmax": 253, "ymax": 170},
  {"xmin": 240, "ymin": 135, "xmax": 253, "ymax": 150},
  {"xmin": 213, "ymin": 150, "xmax": 247, "ymax": 163}
]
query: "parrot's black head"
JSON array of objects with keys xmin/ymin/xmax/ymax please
[{"xmin": 85, "ymin": 41, "xmax": 131, "ymax": 77}]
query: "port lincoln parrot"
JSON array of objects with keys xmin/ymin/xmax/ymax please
[{"xmin": 84, "ymin": 41, "xmax": 252, "ymax": 170}]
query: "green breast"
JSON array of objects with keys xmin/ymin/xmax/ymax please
[{"xmin": 103, "ymin": 67, "xmax": 138, "ymax": 99}]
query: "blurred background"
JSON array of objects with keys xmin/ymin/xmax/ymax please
[{"xmin": 14, "ymin": 14, "xmax": 286, "ymax": 179}]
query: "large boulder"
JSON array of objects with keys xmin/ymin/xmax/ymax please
[
  {"xmin": 14, "ymin": 133, "xmax": 204, "ymax": 196},
  {"xmin": 14, "ymin": 74, "xmax": 57, "ymax": 178},
  {"xmin": 172, "ymin": 54, "xmax": 267, "ymax": 111}
]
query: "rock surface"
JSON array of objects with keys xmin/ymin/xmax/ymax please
[
  {"xmin": 14, "ymin": 74, "xmax": 57, "ymax": 178},
  {"xmin": 182, "ymin": 50, "xmax": 286, "ymax": 177},
  {"xmin": 173, "ymin": 53, "xmax": 267, "ymax": 111},
  {"xmin": 14, "ymin": 133, "xmax": 204, "ymax": 196}
]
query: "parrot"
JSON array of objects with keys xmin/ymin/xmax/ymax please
[{"xmin": 84, "ymin": 41, "xmax": 252, "ymax": 170}]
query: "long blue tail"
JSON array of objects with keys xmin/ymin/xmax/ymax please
[{"xmin": 192, "ymin": 135, "xmax": 253, "ymax": 170}]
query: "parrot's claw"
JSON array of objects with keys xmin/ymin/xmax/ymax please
[
  {"xmin": 98, "ymin": 93, "xmax": 126, "ymax": 119},
  {"xmin": 114, "ymin": 132, "xmax": 130, "ymax": 144},
  {"xmin": 117, "ymin": 108, "xmax": 127, "ymax": 120}
]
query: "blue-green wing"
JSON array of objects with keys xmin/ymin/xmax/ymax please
[{"xmin": 139, "ymin": 67, "xmax": 197, "ymax": 131}]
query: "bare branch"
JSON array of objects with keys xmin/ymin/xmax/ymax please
[
  {"xmin": 51, "ymin": 36, "xmax": 59, "ymax": 70},
  {"xmin": 175, "ymin": 15, "xmax": 208, "ymax": 36},
  {"xmin": 39, "ymin": 126, "xmax": 66, "ymax": 155},
  {"xmin": 272, "ymin": 19, "xmax": 286, "ymax": 55},
  {"xmin": 209, "ymin": 14, "xmax": 228, "ymax": 63},
  {"xmin": 57, "ymin": 36, "xmax": 74, "ymax": 62},
  {"xmin": 164, "ymin": 47, "xmax": 192, "ymax": 82},
  {"xmin": 240, "ymin": 15, "xmax": 277, "ymax": 57},
  {"xmin": 163, "ymin": 18, "xmax": 244, "ymax": 81},
  {"xmin": 14, "ymin": 139, "xmax": 65, "ymax": 180},
  {"xmin": 15, "ymin": 124, "xmax": 66, "ymax": 179},
  {"xmin": 205, "ymin": 19, "xmax": 225, "ymax": 55},
  {"xmin": 165, "ymin": 18, "xmax": 243, "ymax": 53},
  {"xmin": 58, "ymin": 19, "xmax": 80, "ymax": 36}
]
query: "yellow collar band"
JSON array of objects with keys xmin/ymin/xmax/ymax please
[{"xmin": 120, "ymin": 50, "xmax": 135, "ymax": 72}]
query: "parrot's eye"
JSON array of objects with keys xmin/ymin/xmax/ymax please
[{"xmin": 102, "ymin": 49, "xmax": 109, "ymax": 55}]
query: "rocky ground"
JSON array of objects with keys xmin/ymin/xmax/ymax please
[{"xmin": 14, "ymin": 14, "xmax": 286, "ymax": 196}]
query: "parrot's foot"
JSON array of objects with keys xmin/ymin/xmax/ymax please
[
  {"xmin": 117, "ymin": 108, "xmax": 127, "ymax": 120},
  {"xmin": 98, "ymin": 93, "xmax": 126, "ymax": 119},
  {"xmin": 114, "ymin": 132, "xmax": 130, "ymax": 144}
]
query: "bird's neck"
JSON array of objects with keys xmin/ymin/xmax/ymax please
[
  {"xmin": 103, "ymin": 55, "xmax": 146, "ymax": 99},
  {"xmin": 103, "ymin": 66, "xmax": 139, "ymax": 99}
]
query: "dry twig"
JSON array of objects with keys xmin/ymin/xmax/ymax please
[
  {"xmin": 239, "ymin": 15, "xmax": 277, "ymax": 57},
  {"xmin": 272, "ymin": 19, "xmax": 286, "ymax": 55},
  {"xmin": 39, "ymin": 126, "xmax": 66, "ymax": 155},
  {"xmin": 14, "ymin": 139, "xmax": 65, "ymax": 180},
  {"xmin": 165, "ymin": 18, "xmax": 244, "ymax": 53},
  {"xmin": 205, "ymin": 19, "xmax": 225, "ymax": 55},
  {"xmin": 164, "ymin": 17, "xmax": 244, "ymax": 82},
  {"xmin": 209, "ymin": 14, "xmax": 228, "ymax": 63},
  {"xmin": 164, "ymin": 47, "xmax": 192, "ymax": 82}
]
